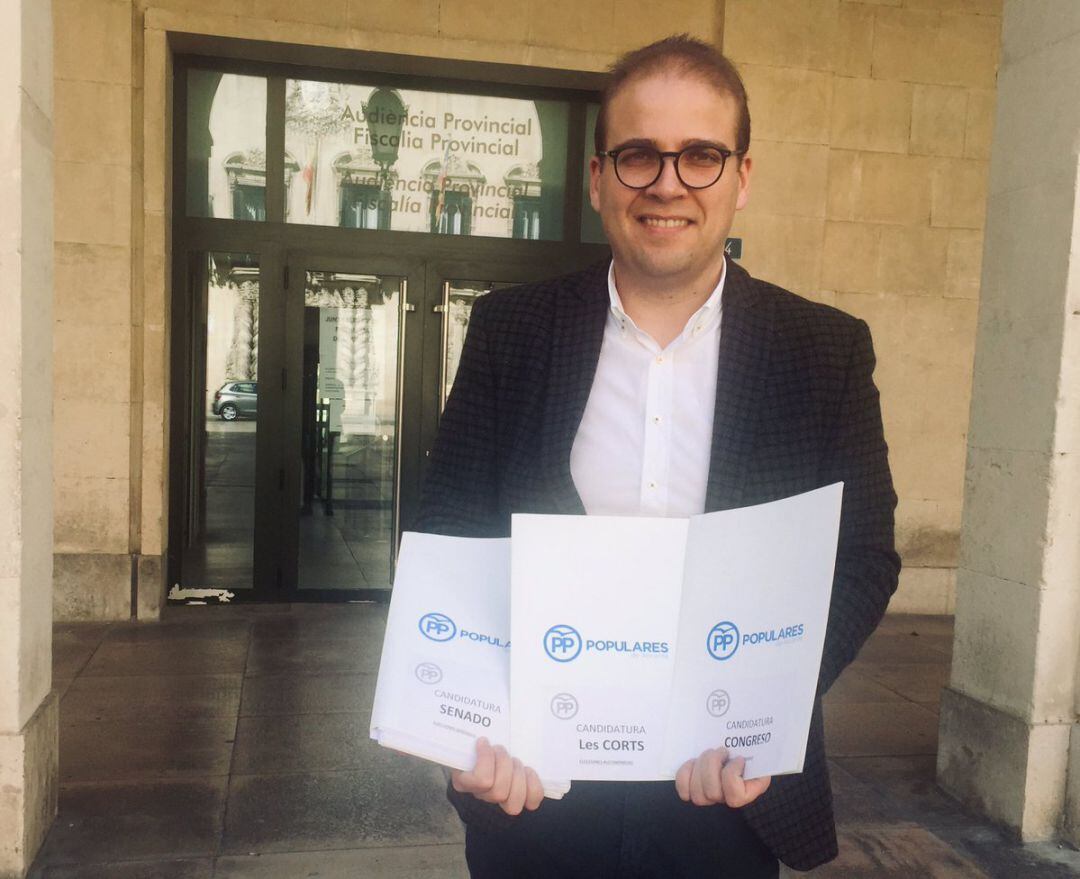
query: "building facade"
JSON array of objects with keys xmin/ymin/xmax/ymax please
[{"xmin": 50, "ymin": 0, "xmax": 1003, "ymax": 620}]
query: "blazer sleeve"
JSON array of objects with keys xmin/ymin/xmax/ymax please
[
  {"xmin": 411, "ymin": 294, "xmax": 505, "ymax": 538},
  {"xmin": 816, "ymin": 318, "xmax": 901, "ymax": 694}
]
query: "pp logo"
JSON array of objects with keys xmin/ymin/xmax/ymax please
[
  {"xmin": 415, "ymin": 662, "xmax": 443, "ymax": 684},
  {"xmin": 706, "ymin": 689, "xmax": 731, "ymax": 718},
  {"xmin": 707, "ymin": 621, "xmax": 740, "ymax": 661},
  {"xmin": 550, "ymin": 692, "xmax": 579, "ymax": 720},
  {"xmin": 543, "ymin": 624, "xmax": 582, "ymax": 662},
  {"xmin": 418, "ymin": 612, "xmax": 457, "ymax": 642}
]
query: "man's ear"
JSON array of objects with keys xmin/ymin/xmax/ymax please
[
  {"xmin": 735, "ymin": 154, "xmax": 752, "ymax": 211},
  {"xmin": 588, "ymin": 155, "xmax": 603, "ymax": 213}
]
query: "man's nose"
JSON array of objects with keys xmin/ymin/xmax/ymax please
[{"xmin": 646, "ymin": 154, "xmax": 687, "ymax": 197}]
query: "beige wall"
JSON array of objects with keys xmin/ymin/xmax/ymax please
[
  {"xmin": 724, "ymin": 0, "xmax": 1002, "ymax": 614},
  {"xmin": 2, "ymin": 0, "xmax": 59, "ymax": 872},
  {"xmin": 52, "ymin": 0, "xmax": 1000, "ymax": 618},
  {"xmin": 937, "ymin": 0, "xmax": 1080, "ymax": 843}
]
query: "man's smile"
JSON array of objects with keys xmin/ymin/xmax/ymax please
[{"xmin": 639, "ymin": 216, "xmax": 693, "ymax": 229}]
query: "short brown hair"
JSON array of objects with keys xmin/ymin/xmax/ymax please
[{"xmin": 594, "ymin": 35, "xmax": 751, "ymax": 157}]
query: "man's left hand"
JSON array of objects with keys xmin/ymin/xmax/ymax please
[{"xmin": 675, "ymin": 748, "xmax": 772, "ymax": 808}]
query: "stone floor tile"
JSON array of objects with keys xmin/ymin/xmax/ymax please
[
  {"xmin": 824, "ymin": 701, "xmax": 940, "ymax": 757},
  {"xmin": 824, "ymin": 667, "xmax": 906, "ymax": 704},
  {"xmin": 240, "ymin": 673, "xmax": 375, "ymax": 715},
  {"xmin": 60, "ymin": 716, "xmax": 237, "ymax": 782},
  {"xmin": 35, "ymin": 859, "xmax": 213, "ymax": 878},
  {"xmin": 33, "ymin": 779, "xmax": 227, "ymax": 865},
  {"xmin": 52, "ymin": 678, "xmax": 75, "ymax": 699},
  {"xmin": 827, "ymin": 760, "xmax": 902, "ymax": 825},
  {"xmin": 806, "ymin": 823, "xmax": 989, "ymax": 876},
  {"xmin": 53, "ymin": 624, "xmax": 111, "ymax": 678},
  {"xmin": 878, "ymin": 613, "xmax": 956, "ymax": 639},
  {"xmin": 213, "ymin": 844, "xmax": 468, "ymax": 878},
  {"xmin": 222, "ymin": 760, "xmax": 463, "ymax": 854},
  {"xmin": 857, "ymin": 660, "xmax": 951, "ymax": 704},
  {"xmin": 165, "ymin": 603, "xmax": 295, "ymax": 620},
  {"xmin": 244, "ymin": 635, "xmax": 380, "ymax": 676},
  {"xmin": 82, "ymin": 639, "xmax": 248, "ymax": 677},
  {"xmin": 61, "ymin": 674, "xmax": 243, "ymax": 721},
  {"xmin": 249, "ymin": 606, "xmax": 387, "ymax": 643},
  {"xmin": 833, "ymin": 755, "xmax": 971, "ymax": 829},
  {"xmin": 853, "ymin": 632, "xmax": 952, "ymax": 665},
  {"xmin": 103, "ymin": 618, "xmax": 251, "ymax": 644},
  {"xmin": 232, "ymin": 712, "xmax": 372, "ymax": 774}
]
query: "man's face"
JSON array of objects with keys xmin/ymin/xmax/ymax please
[{"xmin": 589, "ymin": 71, "xmax": 752, "ymax": 293}]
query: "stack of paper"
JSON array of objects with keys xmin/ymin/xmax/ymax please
[
  {"xmin": 369, "ymin": 532, "xmax": 570, "ymax": 798},
  {"xmin": 371, "ymin": 484, "xmax": 842, "ymax": 788},
  {"xmin": 510, "ymin": 483, "xmax": 842, "ymax": 781}
]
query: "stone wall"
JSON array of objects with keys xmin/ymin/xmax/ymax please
[
  {"xmin": 53, "ymin": 0, "xmax": 138, "ymax": 618},
  {"xmin": 937, "ymin": 0, "xmax": 1080, "ymax": 844},
  {"xmin": 724, "ymin": 0, "xmax": 1002, "ymax": 614},
  {"xmin": 51, "ymin": 0, "xmax": 1001, "ymax": 618},
  {"xmin": 1, "ymin": 0, "xmax": 59, "ymax": 873}
]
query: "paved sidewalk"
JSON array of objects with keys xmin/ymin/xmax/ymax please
[{"xmin": 30, "ymin": 605, "xmax": 1080, "ymax": 877}]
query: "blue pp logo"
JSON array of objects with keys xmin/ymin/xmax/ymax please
[
  {"xmin": 419, "ymin": 612, "xmax": 457, "ymax": 642},
  {"xmin": 707, "ymin": 621, "xmax": 740, "ymax": 661},
  {"xmin": 544, "ymin": 624, "xmax": 582, "ymax": 662}
]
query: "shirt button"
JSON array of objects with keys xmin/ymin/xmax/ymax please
[
  {"xmin": 648, "ymin": 481, "xmax": 657, "ymax": 489},
  {"xmin": 656, "ymin": 355, "xmax": 664, "ymax": 364},
  {"xmin": 653, "ymin": 416, "xmax": 662, "ymax": 424}
]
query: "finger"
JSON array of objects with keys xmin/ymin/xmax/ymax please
[
  {"xmin": 450, "ymin": 769, "xmax": 466, "ymax": 793},
  {"xmin": 454, "ymin": 737, "xmax": 495, "ymax": 793},
  {"xmin": 501, "ymin": 758, "xmax": 527, "ymax": 816},
  {"xmin": 722, "ymin": 756, "xmax": 772, "ymax": 808},
  {"xmin": 699, "ymin": 748, "xmax": 725, "ymax": 804},
  {"xmin": 721, "ymin": 755, "xmax": 748, "ymax": 806},
  {"xmin": 480, "ymin": 745, "xmax": 514, "ymax": 804},
  {"xmin": 689, "ymin": 755, "xmax": 709, "ymax": 806},
  {"xmin": 675, "ymin": 759, "xmax": 694, "ymax": 802},
  {"xmin": 524, "ymin": 767, "xmax": 545, "ymax": 811}
]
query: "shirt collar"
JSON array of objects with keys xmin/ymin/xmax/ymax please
[{"xmin": 606, "ymin": 259, "xmax": 727, "ymax": 328}]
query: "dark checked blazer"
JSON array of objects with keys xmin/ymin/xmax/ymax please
[{"xmin": 412, "ymin": 257, "xmax": 900, "ymax": 872}]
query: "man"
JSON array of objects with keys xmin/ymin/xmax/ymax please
[{"xmin": 414, "ymin": 35, "xmax": 899, "ymax": 878}]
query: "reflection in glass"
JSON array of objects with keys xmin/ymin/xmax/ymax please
[
  {"xmin": 285, "ymin": 79, "xmax": 569, "ymax": 240},
  {"xmin": 440, "ymin": 280, "xmax": 513, "ymax": 407},
  {"xmin": 186, "ymin": 71, "xmax": 268, "ymax": 220},
  {"xmin": 299, "ymin": 272, "xmax": 403, "ymax": 590},
  {"xmin": 182, "ymin": 253, "xmax": 260, "ymax": 590}
]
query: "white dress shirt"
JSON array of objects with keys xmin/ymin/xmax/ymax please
[{"xmin": 569, "ymin": 260, "xmax": 725, "ymax": 518}]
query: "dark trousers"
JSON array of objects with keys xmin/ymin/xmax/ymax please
[{"xmin": 464, "ymin": 781, "xmax": 779, "ymax": 879}]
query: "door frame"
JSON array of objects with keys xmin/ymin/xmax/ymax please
[
  {"xmin": 280, "ymin": 250, "xmax": 426, "ymax": 601},
  {"xmin": 168, "ymin": 226, "xmax": 609, "ymax": 602}
]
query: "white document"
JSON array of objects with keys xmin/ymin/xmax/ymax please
[
  {"xmin": 661, "ymin": 483, "xmax": 843, "ymax": 780},
  {"xmin": 369, "ymin": 532, "xmax": 569, "ymax": 797},
  {"xmin": 510, "ymin": 516, "xmax": 689, "ymax": 781},
  {"xmin": 510, "ymin": 484, "xmax": 842, "ymax": 783}
]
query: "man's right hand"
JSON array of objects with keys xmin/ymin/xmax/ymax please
[{"xmin": 450, "ymin": 737, "xmax": 545, "ymax": 816}]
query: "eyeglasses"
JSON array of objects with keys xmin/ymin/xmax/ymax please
[{"xmin": 596, "ymin": 145, "xmax": 744, "ymax": 190}]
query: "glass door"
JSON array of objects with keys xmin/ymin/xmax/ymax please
[
  {"xmin": 283, "ymin": 255, "xmax": 424, "ymax": 597},
  {"xmin": 174, "ymin": 250, "xmax": 285, "ymax": 599},
  {"xmin": 439, "ymin": 279, "xmax": 510, "ymax": 407}
]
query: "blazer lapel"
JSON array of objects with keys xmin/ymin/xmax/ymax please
[
  {"xmin": 539, "ymin": 261, "xmax": 609, "ymax": 515},
  {"xmin": 705, "ymin": 260, "xmax": 773, "ymax": 511}
]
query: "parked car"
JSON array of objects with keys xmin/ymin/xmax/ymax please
[{"xmin": 212, "ymin": 381, "xmax": 258, "ymax": 420}]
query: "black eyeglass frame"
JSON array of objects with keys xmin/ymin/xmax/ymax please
[{"xmin": 596, "ymin": 145, "xmax": 746, "ymax": 190}]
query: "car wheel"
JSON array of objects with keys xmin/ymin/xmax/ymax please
[{"xmin": 220, "ymin": 403, "xmax": 239, "ymax": 421}]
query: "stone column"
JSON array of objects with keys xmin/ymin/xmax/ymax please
[
  {"xmin": 937, "ymin": 2, "xmax": 1080, "ymax": 842},
  {"xmin": 0, "ymin": 0, "xmax": 59, "ymax": 875}
]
